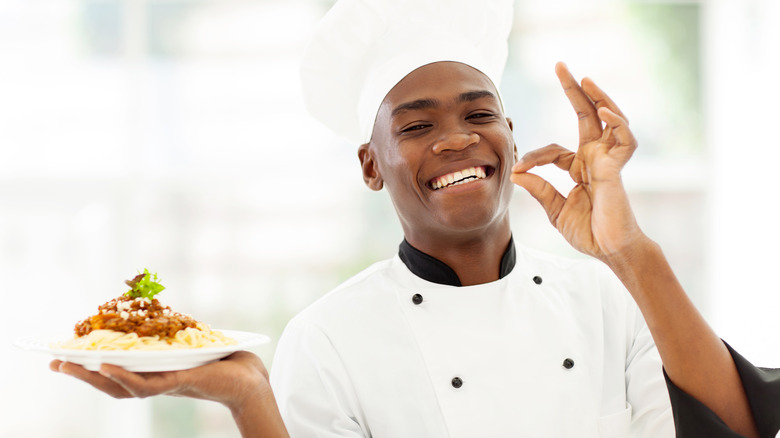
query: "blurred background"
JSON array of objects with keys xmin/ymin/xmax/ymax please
[{"xmin": 2, "ymin": 0, "xmax": 778, "ymax": 436}]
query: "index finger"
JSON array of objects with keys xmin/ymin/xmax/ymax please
[
  {"xmin": 51, "ymin": 360, "xmax": 134, "ymax": 399},
  {"xmin": 512, "ymin": 143, "xmax": 576, "ymax": 174},
  {"xmin": 555, "ymin": 62, "xmax": 602, "ymax": 143}
]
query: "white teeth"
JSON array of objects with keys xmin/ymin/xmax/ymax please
[{"xmin": 432, "ymin": 166, "xmax": 488, "ymax": 190}]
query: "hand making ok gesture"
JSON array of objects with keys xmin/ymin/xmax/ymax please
[
  {"xmin": 511, "ymin": 62, "xmax": 760, "ymax": 438},
  {"xmin": 511, "ymin": 62, "xmax": 644, "ymax": 263}
]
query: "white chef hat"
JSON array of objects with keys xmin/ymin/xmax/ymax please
[{"xmin": 300, "ymin": 0, "xmax": 514, "ymax": 145}]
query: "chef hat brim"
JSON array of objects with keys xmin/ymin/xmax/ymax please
[{"xmin": 300, "ymin": 0, "xmax": 514, "ymax": 145}]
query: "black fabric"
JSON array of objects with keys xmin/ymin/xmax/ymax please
[
  {"xmin": 665, "ymin": 367, "xmax": 744, "ymax": 437},
  {"xmin": 499, "ymin": 236, "xmax": 516, "ymax": 280},
  {"xmin": 730, "ymin": 343, "xmax": 780, "ymax": 438},
  {"xmin": 398, "ymin": 236, "xmax": 516, "ymax": 287},
  {"xmin": 664, "ymin": 342, "xmax": 780, "ymax": 438}
]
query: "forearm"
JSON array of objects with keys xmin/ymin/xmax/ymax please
[
  {"xmin": 604, "ymin": 237, "xmax": 758, "ymax": 438},
  {"xmin": 230, "ymin": 389, "xmax": 289, "ymax": 438}
]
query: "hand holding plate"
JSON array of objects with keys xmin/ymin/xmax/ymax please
[
  {"xmin": 51, "ymin": 351, "xmax": 269, "ymax": 405},
  {"xmin": 51, "ymin": 351, "xmax": 289, "ymax": 437}
]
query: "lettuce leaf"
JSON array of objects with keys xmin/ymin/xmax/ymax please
[{"xmin": 124, "ymin": 269, "xmax": 165, "ymax": 300}]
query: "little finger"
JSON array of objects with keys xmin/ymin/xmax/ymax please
[{"xmin": 598, "ymin": 107, "xmax": 637, "ymax": 152}]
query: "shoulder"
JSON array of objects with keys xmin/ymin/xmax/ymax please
[
  {"xmin": 281, "ymin": 256, "xmax": 405, "ymax": 333},
  {"xmin": 271, "ymin": 256, "xmax": 413, "ymax": 382},
  {"xmin": 514, "ymin": 243, "xmax": 635, "ymax": 315},
  {"xmin": 515, "ymin": 243, "xmax": 621, "ymax": 288}
]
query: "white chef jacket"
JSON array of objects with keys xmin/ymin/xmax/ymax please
[{"xmin": 270, "ymin": 244, "xmax": 674, "ymax": 438}]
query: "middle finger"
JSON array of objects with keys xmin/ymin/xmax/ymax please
[{"xmin": 581, "ymin": 77, "xmax": 629, "ymax": 124}]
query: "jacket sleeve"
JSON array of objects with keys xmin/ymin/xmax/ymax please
[
  {"xmin": 664, "ymin": 342, "xmax": 780, "ymax": 438},
  {"xmin": 269, "ymin": 317, "xmax": 369, "ymax": 438},
  {"xmin": 624, "ymin": 303, "xmax": 676, "ymax": 437}
]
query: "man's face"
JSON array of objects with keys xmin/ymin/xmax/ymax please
[{"xmin": 361, "ymin": 61, "xmax": 516, "ymax": 242}]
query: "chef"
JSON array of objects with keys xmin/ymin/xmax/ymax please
[
  {"xmin": 269, "ymin": 0, "xmax": 776, "ymax": 437},
  {"xmin": 50, "ymin": 0, "xmax": 780, "ymax": 436}
]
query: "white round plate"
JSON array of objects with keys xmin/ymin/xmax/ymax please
[{"xmin": 13, "ymin": 330, "xmax": 270, "ymax": 372}]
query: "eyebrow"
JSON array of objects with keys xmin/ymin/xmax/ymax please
[
  {"xmin": 390, "ymin": 90, "xmax": 497, "ymax": 117},
  {"xmin": 391, "ymin": 98, "xmax": 439, "ymax": 117},
  {"xmin": 457, "ymin": 90, "xmax": 496, "ymax": 103}
]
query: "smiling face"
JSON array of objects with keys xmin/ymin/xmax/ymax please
[{"xmin": 358, "ymin": 61, "xmax": 516, "ymax": 247}]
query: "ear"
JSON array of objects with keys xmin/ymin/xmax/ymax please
[
  {"xmin": 357, "ymin": 143, "xmax": 384, "ymax": 191},
  {"xmin": 506, "ymin": 117, "xmax": 518, "ymax": 162}
]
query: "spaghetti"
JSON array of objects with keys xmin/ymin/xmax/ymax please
[
  {"xmin": 55, "ymin": 324, "xmax": 236, "ymax": 351},
  {"xmin": 55, "ymin": 270, "xmax": 236, "ymax": 351}
]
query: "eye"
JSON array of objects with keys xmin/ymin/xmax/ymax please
[
  {"xmin": 466, "ymin": 112, "xmax": 496, "ymax": 121},
  {"xmin": 400, "ymin": 123, "xmax": 432, "ymax": 133}
]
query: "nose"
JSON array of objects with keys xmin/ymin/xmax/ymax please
[{"xmin": 431, "ymin": 130, "xmax": 479, "ymax": 154}]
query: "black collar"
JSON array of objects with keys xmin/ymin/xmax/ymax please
[{"xmin": 398, "ymin": 236, "xmax": 516, "ymax": 287}]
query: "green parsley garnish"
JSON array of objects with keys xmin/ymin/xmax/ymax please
[{"xmin": 124, "ymin": 269, "xmax": 165, "ymax": 300}]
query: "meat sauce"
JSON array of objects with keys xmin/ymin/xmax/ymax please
[{"xmin": 75, "ymin": 295, "xmax": 197, "ymax": 341}]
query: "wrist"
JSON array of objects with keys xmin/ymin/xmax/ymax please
[
  {"xmin": 598, "ymin": 231, "xmax": 655, "ymax": 268},
  {"xmin": 229, "ymin": 386, "xmax": 275, "ymax": 418},
  {"xmin": 601, "ymin": 235, "xmax": 662, "ymax": 287},
  {"xmin": 223, "ymin": 369, "xmax": 273, "ymax": 413},
  {"xmin": 601, "ymin": 236, "xmax": 681, "ymax": 305},
  {"xmin": 229, "ymin": 387, "xmax": 289, "ymax": 438}
]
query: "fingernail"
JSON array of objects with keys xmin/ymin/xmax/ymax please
[{"xmin": 512, "ymin": 160, "xmax": 524, "ymax": 171}]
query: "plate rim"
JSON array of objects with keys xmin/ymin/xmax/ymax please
[{"xmin": 13, "ymin": 329, "xmax": 271, "ymax": 358}]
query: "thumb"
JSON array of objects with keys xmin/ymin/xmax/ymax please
[{"xmin": 511, "ymin": 172, "xmax": 566, "ymax": 226}]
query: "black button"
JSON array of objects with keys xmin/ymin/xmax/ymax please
[
  {"xmin": 451, "ymin": 377, "xmax": 463, "ymax": 388},
  {"xmin": 533, "ymin": 276, "xmax": 543, "ymax": 285},
  {"xmin": 562, "ymin": 358, "xmax": 575, "ymax": 369},
  {"xmin": 412, "ymin": 294, "xmax": 423, "ymax": 305}
]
